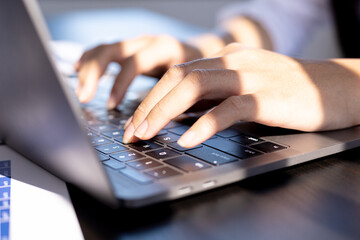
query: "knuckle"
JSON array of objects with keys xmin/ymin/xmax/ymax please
[
  {"xmin": 79, "ymin": 51, "xmax": 93, "ymax": 63},
  {"xmin": 157, "ymin": 34, "xmax": 176, "ymax": 43},
  {"xmin": 152, "ymin": 102, "xmax": 167, "ymax": 117},
  {"xmin": 225, "ymin": 95, "xmax": 255, "ymax": 121},
  {"xmin": 167, "ymin": 65, "xmax": 186, "ymax": 79},
  {"xmin": 84, "ymin": 44, "xmax": 111, "ymax": 60},
  {"xmin": 238, "ymin": 48, "xmax": 261, "ymax": 61},
  {"xmin": 135, "ymin": 102, "xmax": 147, "ymax": 116},
  {"xmin": 186, "ymin": 69, "xmax": 209, "ymax": 90},
  {"xmin": 80, "ymin": 50, "xmax": 90, "ymax": 59},
  {"xmin": 98, "ymin": 43, "xmax": 107, "ymax": 48},
  {"xmin": 133, "ymin": 103, "xmax": 148, "ymax": 124},
  {"xmin": 226, "ymin": 96, "xmax": 244, "ymax": 115},
  {"xmin": 223, "ymin": 48, "xmax": 260, "ymax": 68},
  {"xmin": 100, "ymin": 43, "xmax": 116, "ymax": 57},
  {"xmin": 225, "ymin": 42, "xmax": 243, "ymax": 50},
  {"xmin": 222, "ymin": 43, "xmax": 245, "ymax": 55},
  {"xmin": 95, "ymin": 43, "xmax": 108, "ymax": 52},
  {"xmin": 198, "ymin": 115, "xmax": 218, "ymax": 134}
]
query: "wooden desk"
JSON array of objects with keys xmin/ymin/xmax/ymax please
[{"xmin": 68, "ymin": 148, "xmax": 360, "ymax": 240}]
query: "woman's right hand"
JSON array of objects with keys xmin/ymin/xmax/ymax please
[{"xmin": 75, "ymin": 35, "xmax": 203, "ymax": 109}]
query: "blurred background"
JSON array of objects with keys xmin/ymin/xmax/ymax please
[{"xmin": 38, "ymin": 0, "xmax": 342, "ymax": 60}]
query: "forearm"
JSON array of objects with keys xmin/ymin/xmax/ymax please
[
  {"xmin": 300, "ymin": 58, "xmax": 360, "ymax": 128},
  {"xmin": 188, "ymin": 16, "xmax": 273, "ymax": 58},
  {"xmin": 329, "ymin": 59, "xmax": 360, "ymax": 125}
]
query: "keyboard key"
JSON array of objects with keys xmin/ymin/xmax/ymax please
[
  {"xmin": 128, "ymin": 141, "xmax": 163, "ymax": 152},
  {"xmin": 103, "ymin": 159, "xmax": 126, "ymax": 170},
  {"xmin": 87, "ymin": 119, "xmax": 103, "ymax": 126},
  {"xmin": 102, "ymin": 129, "xmax": 125, "ymax": 138},
  {"xmin": 110, "ymin": 150, "xmax": 145, "ymax": 162},
  {"xmin": 90, "ymin": 124, "xmax": 118, "ymax": 133},
  {"xmin": 167, "ymin": 126, "xmax": 190, "ymax": 136},
  {"xmin": 164, "ymin": 156, "xmax": 211, "ymax": 172},
  {"xmin": 127, "ymin": 158, "xmax": 163, "ymax": 170},
  {"xmin": 186, "ymin": 146, "xmax": 238, "ymax": 165},
  {"xmin": 215, "ymin": 128, "xmax": 241, "ymax": 138},
  {"xmin": 145, "ymin": 166, "xmax": 182, "ymax": 179},
  {"xmin": 146, "ymin": 148, "xmax": 181, "ymax": 160},
  {"xmin": 230, "ymin": 135, "xmax": 262, "ymax": 145},
  {"xmin": 109, "ymin": 118, "xmax": 128, "ymax": 126},
  {"xmin": 153, "ymin": 133, "xmax": 180, "ymax": 144},
  {"xmin": 87, "ymin": 131, "xmax": 99, "ymax": 138},
  {"xmin": 96, "ymin": 143, "xmax": 128, "ymax": 154},
  {"xmin": 91, "ymin": 137, "xmax": 112, "ymax": 146},
  {"xmin": 203, "ymin": 138, "xmax": 262, "ymax": 159},
  {"xmin": 251, "ymin": 141, "xmax": 286, "ymax": 153},
  {"xmin": 120, "ymin": 167, "xmax": 153, "ymax": 184},
  {"xmin": 114, "ymin": 137, "xmax": 126, "ymax": 144},
  {"xmin": 163, "ymin": 121, "xmax": 182, "ymax": 129},
  {"xmin": 99, "ymin": 110, "xmax": 126, "ymax": 121},
  {"xmin": 167, "ymin": 142, "xmax": 202, "ymax": 152},
  {"xmin": 156, "ymin": 129, "xmax": 168, "ymax": 136},
  {"xmin": 97, "ymin": 153, "xmax": 110, "ymax": 161},
  {"xmin": 118, "ymin": 99, "xmax": 140, "ymax": 110}
]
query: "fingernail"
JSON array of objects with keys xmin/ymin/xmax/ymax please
[
  {"xmin": 122, "ymin": 123, "xmax": 135, "ymax": 144},
  {"xmin": 134, "ymin": 120, "xmax": 148, "ymax": 138},
  {"xmin": 124, "ymin": 116, "xmax": 133, "ymax": 129},
  {"xmin": 107, "ymin": 96, "xmax": 117, "ymax": 109},
  {"xmin": 178, "ymin": 131, "xmax": 196, "ymax": 147},
  {"xmin": 79, "ymin": 88, "xmax": 88, "ymax": 103}
]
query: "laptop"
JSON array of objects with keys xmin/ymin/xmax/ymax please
[
  {"xmin": 0, "ymin": 145, "xmax": 84, "ymax": 240},
  {"xmin": 1, "ymin": 0, "xmax": 360, "ymax": 208}
]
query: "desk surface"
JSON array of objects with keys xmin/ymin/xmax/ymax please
[{"xmin": 68, "ymin": 148, "xmax": 360, "ymax": 240}]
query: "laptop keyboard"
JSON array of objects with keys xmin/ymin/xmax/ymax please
[{"xmin": 81, "ymin": 103, "xmax": 287, "ymax": 185}]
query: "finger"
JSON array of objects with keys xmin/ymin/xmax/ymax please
[
  {"xmin": 210, "ymin": 43, "xmax": 263, "ymax": 72},
  {"xmin": 132, "ymin": 69, "xmax": 260, "ymax": 141},
  {"xmin": 178, "ymin": 95, "xmax": 257, "ymax": 148},
  {"xmin": 110, "ymin": 35, "xmax": 153, "ymax": 62},
  {"xmin": 77, "ymin": 45, "xmax": 115, "ymax": 102},
  {"xmin": 77, "ymin": 36, "xmax": 152, "ymax": 69},
  {"xmin": 122, "ymin": 57, "xmax": 227, "ymax": 143},
  {"xmin": 129, "ymin": 57, "xmax": 226, "ymax": 123},
  {"xmin": 123, "ymin": 59, "xmax": 225, "ymax": 143},
  {"xmin": 108, "ymin": 35, "xmax": 204, "ymax": 109},
  {"xmin": 186, "ymin": 99, "xmax": 224, "ymax": 113},
  {"xmin": 77, "ymin": 36, "xmax": 153, "ymax": 102},
  {"xmin": 76, "ymin": 44, "xmax": 112, "ymax": 75},
  {"xmin": 75, "ymin": 50, "xmax": 92, "ymax": 71},
  {"xmin": 107, "ymin": 39, "xmax": 180, "ymax": 109},
  {"xmin": 77, "ymin": 62, "xmax": 106, "ymax": 102},
  {"xmin": 210, "ymin": 42, "xmax": 252, "ymax": 58}
]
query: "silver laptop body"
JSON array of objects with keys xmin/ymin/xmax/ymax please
[{"xmin": 1, "ymin": 0, "xmax": 360, "ymax": 208}]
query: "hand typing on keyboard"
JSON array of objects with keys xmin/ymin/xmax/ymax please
[
  {"xmin": 74, "ymin": 35, "xmax": 203, "ymax": 108},
  {"xmin": 122, "ymin": 43, "xmax": 360, "ymax": 147},
  {"xmin": 75, "ymin": 18, "xmax": 360, "ymax": 149}
]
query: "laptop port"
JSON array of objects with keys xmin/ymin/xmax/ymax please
[
  {"xmin": 177, "ymin": 187, "xmax": 192, "ymax": 195},
  {"xmin": 202, "ymin": 180, "xmax": 216, "ymax": 189}
]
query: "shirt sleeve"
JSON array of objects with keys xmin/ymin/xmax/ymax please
[{"xmin": 217, "ymin": 0, "xmax": 331, "ymax": 56}]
